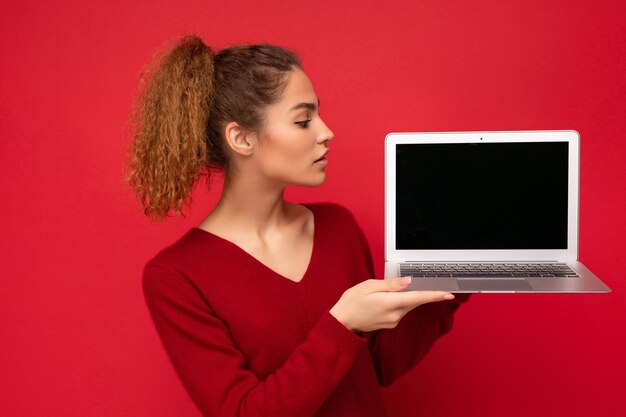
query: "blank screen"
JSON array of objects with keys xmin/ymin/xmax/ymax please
[{"xmin": 396, "ymin": 142, "xmax": 568, "ymax": 249}]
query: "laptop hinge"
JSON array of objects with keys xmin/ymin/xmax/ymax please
[{"xmin": 393, "ymin": 260, "xmax": 562, "ymax": 263}]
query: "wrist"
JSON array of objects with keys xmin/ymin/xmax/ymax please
[{"xmin": 329, "ymin": 306, "xmax": 355, "ymax": 332}]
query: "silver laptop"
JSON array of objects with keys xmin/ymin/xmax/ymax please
[{"xmin": 383, "ymin": 130, "xmax": 611, "ymax": 293}]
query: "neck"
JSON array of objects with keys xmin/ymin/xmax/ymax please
[{"xmin": 208, "ymin": 171, "xmax": 294, "ymax": 239}]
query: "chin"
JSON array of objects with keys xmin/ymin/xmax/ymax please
[{"xmin": 295, "ymin": 173, "xmax": 327, "ymax": 187}]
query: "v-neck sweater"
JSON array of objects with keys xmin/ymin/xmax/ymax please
[{"xmin": 142, "ymin": 202, "xmax": 470, "ymax": 417}]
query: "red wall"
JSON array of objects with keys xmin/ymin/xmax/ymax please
[{"xmin": 1, "ymin": 1, "xmax": 624, "ymax": 416}]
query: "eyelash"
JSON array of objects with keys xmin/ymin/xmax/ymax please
[
  {"xmin": 295, "ymin": 119, "xmax": 312, "ymax": 128},
  {"xmin": 295, "ymin": 112, "xmax": 320, "ymax": 128}
]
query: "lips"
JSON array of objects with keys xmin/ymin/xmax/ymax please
[{"xmin": 314, "ymin": 149, "xmax": 330, "ymax": 162}]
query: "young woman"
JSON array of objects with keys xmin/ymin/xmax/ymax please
[{"xmin": 125, "ymin": 34, "xmax": 471, "ymax": 417}]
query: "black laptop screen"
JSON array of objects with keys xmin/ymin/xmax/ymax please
[{"xmin": 396, "ymin": 142, "xmax": 568, "ymax": 249}]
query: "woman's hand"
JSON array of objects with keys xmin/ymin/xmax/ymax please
[{"xmin": 329, "ymin": 277, "xmax": 455, "ymax": 333}]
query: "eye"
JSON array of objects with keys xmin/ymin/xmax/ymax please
[{"xmin": 295, "ymin": 119, "xmax": 312, "ymax": 128}]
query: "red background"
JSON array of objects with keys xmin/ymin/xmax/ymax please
[{"xmin": 1, "ymin": 1, "xmax": 625, "ymax": 416}]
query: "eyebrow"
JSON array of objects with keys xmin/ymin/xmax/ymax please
[{"xmin": 287, "ymin": 98, "xmax": 320, "ymax": 113}]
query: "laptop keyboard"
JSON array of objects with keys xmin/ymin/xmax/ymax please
[{"xmin": 399, "ymin": 262, "xmax": 580, "ymax": 278}]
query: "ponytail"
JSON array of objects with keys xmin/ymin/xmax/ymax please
[
  {"xmin": 124, "ymin": 34, "xmax": 303, "ymax": 221},
  {"xmin": 124, "ymin": 34, "xmax": 215, "ymax": 221}
]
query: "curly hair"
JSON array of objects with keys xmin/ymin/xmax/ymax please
[{"xmin": 123, "ymin": 34, "xmax": 303, "ymax": 221}]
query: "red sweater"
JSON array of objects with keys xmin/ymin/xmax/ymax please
[{"xmin": 142, "ymin": 202, "xmax": 470, "ymax": 417}]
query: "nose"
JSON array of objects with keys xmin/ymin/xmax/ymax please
[{"xmin": 319, "ymin": 120, "xmax": 334, "ymax": 143}]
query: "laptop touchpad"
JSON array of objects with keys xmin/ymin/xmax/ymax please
[{"xmin": 457, "ymin": 279, "xmax": 534, "ymax": 292}]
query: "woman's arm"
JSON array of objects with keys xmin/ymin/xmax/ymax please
[
  {"xmin": 364, "ymin": 294, "xmax": 471, "ymax": 387},
  {"xmin": 142, "ymin": 264, "xmax": 367, "ymax": 417},
  {"xmin": 350, "ymin": 210, "xmax": 472, "ymax": 388}
]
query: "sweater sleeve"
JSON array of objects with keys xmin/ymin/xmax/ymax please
[
  {"xmin": 142, "ymin": 263, "xmax": 368, "ymax": 417},
  {"xmin": 351, "ymin": 212, "xmax": 472, "ymax": 388}
]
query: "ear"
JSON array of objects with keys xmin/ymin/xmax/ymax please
[{"xmin": 224, "ymin": 121, "xmax": 258, "ymax": 157}]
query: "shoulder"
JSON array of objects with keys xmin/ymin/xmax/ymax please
[
  {"xmin": 142, "ymin": 233, "xmax": 191, "ymax": 274},
  {"xmin": 304, "ymin": 201, "xmax": 358, "ymax": 224},
  {"xmin": 140, "ymin": 228, "xmax": 221, "ymax": 290},
  {"xmin": 303, "ymin": 201, "xmax": 364, "ymax": 244},
  {"xmin": 141, "ymin": 246, "xmax": 210, "ymax": 310},
  {"xmin": 142, "ymin": 245, "xmax": 189, "ymax": 295}
]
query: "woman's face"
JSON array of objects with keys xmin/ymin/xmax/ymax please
[{"xmin": 253, "ymin": 69, "xmax": 335, "ymax": 187}]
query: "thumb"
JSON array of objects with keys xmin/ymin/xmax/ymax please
[{"xmin": 386, "ymin": 276, "xmax": 412, "ymax": 291}]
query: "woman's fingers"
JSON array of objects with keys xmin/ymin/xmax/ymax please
[
  {"xmin": 360, "ymin": 277, "xmax": 412, "ymax": 294},
  {"xmin": 385, "ymin": 289, "xmax": 454, "ymax": 308},
  {"xmin": 359, "ymin": 278, "xmax": 453, "ymax": 306}
]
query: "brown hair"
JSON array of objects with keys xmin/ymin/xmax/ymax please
[{"xmin": 123, "ymin": 34, "xmax": 303, "ymax": 221}]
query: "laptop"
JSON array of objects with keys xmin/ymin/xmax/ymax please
[{"xmin": 383, "ymin": 130, "xmax": 611, "ymax": 293}]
